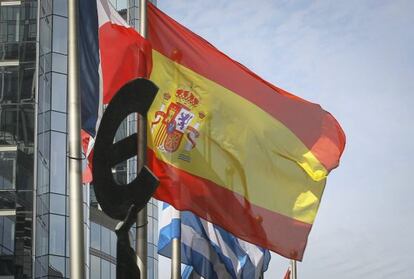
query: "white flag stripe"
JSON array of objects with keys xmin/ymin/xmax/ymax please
[
  {"xmin": 97, "ymin": 0, "xmax": 129, "ymax": 28},
  {"xmin": 158, "ymin": 203, "xmax": 271, "ymax": 279},
  {"xmin": 201, "ymin": 220, "xmax": 243, "ymax": 276},
  {"xmin": 181, "ymin": 223, "xmax": 232, "ymax": 279}
]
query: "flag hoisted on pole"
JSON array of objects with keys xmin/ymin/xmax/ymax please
[
  {"xmin": 159, "ymin": 204, "xmax": 271, "ymax": 279},
  {"xmin": 146, "ymin": 3, "xmax": 346, "ymax": 261},
  {"xmin": 68, "ymin": 0, "xmax": 86, "ymax": 278},
  {"xmin": 79, "ymin": 0, "xmax": 152, "ymax": 274},
  {"xmin": 79, "ymin": 0, "xmax": 152, "ymax": 182}
]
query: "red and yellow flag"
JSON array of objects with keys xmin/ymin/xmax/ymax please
[{"xmin": 147, "ymin": 3, "xmax": 345, "ymax": 260}]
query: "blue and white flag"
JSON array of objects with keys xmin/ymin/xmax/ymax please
[{"xmin": 158, "ymin": 203, "xmax": 271, "ymax": 279}]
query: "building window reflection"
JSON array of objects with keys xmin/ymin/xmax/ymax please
[
  {"xmin": 0, "ymin": 215, "xmax": 15, "ymax": 276},
  {"xmin": 0, "ymin": 215, "xmax": 15, "ymax": 256},
  {"xmin": 49, "ymin": 214, "xmax": 65, "ymax": 256},
  {"xmin": 0, "ymin": 146, "xmax": 17, "ymax": 190}
]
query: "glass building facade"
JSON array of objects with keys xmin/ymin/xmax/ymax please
[
  {"xmin": 1, "ymin": 0, "xmax": 37, "ymax": 277},
  {"xmin": 0, "ymin": 0, "xmax": 158, "ymax": 278}
]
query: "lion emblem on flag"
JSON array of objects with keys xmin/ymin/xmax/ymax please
[{"xmin": 151, "ymin": 89, "xmax": 205, "ymax": 158}]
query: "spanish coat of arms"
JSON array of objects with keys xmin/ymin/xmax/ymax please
[{"xmin": 150, "ymin": 89, "xmax": 206, "ymax": 160}]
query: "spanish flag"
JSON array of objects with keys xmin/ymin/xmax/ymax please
[{"xmin": 147, "ymin": 3, "xmax": 345, "ymax": 260}]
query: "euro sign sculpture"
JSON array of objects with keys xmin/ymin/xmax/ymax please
[{"xmin": 92, "ymin": 78, "xmax": 159, "ymax": 279}]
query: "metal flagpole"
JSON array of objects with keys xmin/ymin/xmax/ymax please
[
  {"xmin": 290, "ymin": 260, "xmax": 297, "ymax": 279},
  {"xmin": 136, "ymin": 0, "xmax": 148, "ymax": 278},
  {"xmin": 171, "ymin": 210, "xmax": 181, "ymax": 279},
  {"xmin": 68, "ymin": 0, "xmax": 86, "ymax": 278}
]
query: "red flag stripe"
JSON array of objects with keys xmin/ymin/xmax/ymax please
[
  {"xmin": 148, "ymin": 3, "xmax": 345, "ymax": 172},
  {"xmin": 149, "ymin": 148, "xmax": 311, "ymax": 261}
]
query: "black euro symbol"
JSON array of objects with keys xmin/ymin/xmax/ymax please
[{"xmin": 92, "ymin": 78, "xmax": 159, "ymax": 221}]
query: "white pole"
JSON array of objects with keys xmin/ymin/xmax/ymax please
[
  {"xmin": 136, "ymin": 1, "xmax": 148, "ymax": 278},
  {"xmin": 171, "ymin": 210, "xmax": 181, "ymax": 279},
  {"xmin": 68, "ymin": 0, "xmax": 86, "ymax": 277},
  {"xmin": 290, "ymin": 260, "xmax": 297, "ymax": 279}
]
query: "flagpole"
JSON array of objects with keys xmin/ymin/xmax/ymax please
[
  {"xmin": 290, "ymin": 260, "xmax": 297, "ymax": 279},
  {"xmin": 171, "ymin": 210, "xmax": 181, "ymax": 279},
  {"xmin": 68, "ymin": 0, "xmax": 86, "ymax": 278},
  {"xmin": 136, "ymin": 0, "xmax": 148, "ymax": 278}
]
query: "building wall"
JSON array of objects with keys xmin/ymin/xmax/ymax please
[
  {"xmin": 0, "ymin": 0, "xmax": 37, "ymax": 278},
  {"xmin": 0, "ymin": 0, "xmax": 158, "ymax": 278},
  {"xmin": 36, "ymin": 0, "xmax": 90, "ymax": 278}
]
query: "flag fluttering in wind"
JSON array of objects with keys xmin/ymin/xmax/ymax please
[
  {"xmin": 79, "ymin": 0, "xmax": 151, "ymax": 182},
  {"xmin": 159, "ymin": 204, "xmax": 271, "ymax": 279},
  {"xmin": 80, "ymin": 0, "xmax": 346, "ymax": 261},
  {"xmin": 182, "ymin": 265, "xmax": 201, "ymax": 279},
  {"xmin": 147, "ymin": 3, "xmax": 346, "ymax": 260}
]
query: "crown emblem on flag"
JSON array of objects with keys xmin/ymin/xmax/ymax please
[
  {"xmin": 175, "ymin": 89, "xmax": 200, "ymax": 109},
  {"xmin": 150, "ymin": 88, "xmax": 206, "ymax": 159}
]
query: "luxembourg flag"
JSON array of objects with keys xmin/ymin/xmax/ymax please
[{"xmin": 79, "ymin": 0, "xmax": 151, "ymax": 182}]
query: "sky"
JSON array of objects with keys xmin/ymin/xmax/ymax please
[{"xmin": 153, "ymin": 0, "xmax": 414, "ymax": 278}]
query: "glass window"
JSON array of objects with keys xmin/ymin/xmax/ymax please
[
  {"xmin": 0, "ymin": 42, "xmax": 18, "ymax": 60},
  {"xmin": 37, "ymin": 134, "xmax": 50, "ymax": 195},
  {"xmin": 65, "ymin": 216, "xmax": 70, "ymax": 257},
  {"xmin": 49, "ymin": 255, "xmax": 65, "ymax": 277},
  {"xmin": 20, "ymin": 63, "xmax": 36, "ymax": 101},
  {"xmin": 53, "ymin": 0, "xmax": 67, "ymax": 17},
  {"xmin": 112, "ymin": 161, "xmax": 127, "ymax": 185},
  {"xmin": 50, "ymin": 193, "xmax": 65, "ymax": 215},
  {"xmin": 52, "ymin": 53, "xmax": 67, "ymax": 74},
  {"xmin": 0, "ymin": 66, "xmax": 19, "ymax": 103},
  {"xmin": 38, "ymin": 111, "xmax": 51, "ymax": 134},
  {"xmin": 40, "ymin": 0, "xmax": 52, "ymax": 18},
  {"xmin": 66, "ymin": 257, "xmax": 70, "ymax": 278},
  {"xmin": 38, "ymin": 131, "xmax": 50, "ymax": 163},
  {"xmin": 39, "ymin": 52, "xmax": 52, "ymax": 75},
  {"xmin": 50, "ymin": 111, "xmax": 66, "ymax": 132},
  {"xmin": 110, "ymin": 230, "xmax": 116, "ymax": 257},
  {"xmin": 101, "ymin": 259, "xmax": 110, "ymax": 279},
  {"xmin": 52, "ymin": 16, "xmax": 67, "ymax": 54},
  {"xmin": 0, "ymin": 106, "xmax": 17, "ymax": 145},
  {"xmin": 35, "ymin": 216, "xmax": 49, "ymax": 257},
  {"xmin": 148, "ymin": 218, "xmax": 154, "ymax": 243},
  {"xmin": 16, "ymin": 150, "xmax": 34, "ymax": 191},
  {"xmin": 17, "ymin": 104, "xmax": 35, "ymax": 145},
  {"xmin": 0, "ymin": 5, "xmax": 20, "ymax": 43},
  {"xmin": 90, "ymin": 255, "xmax": 101, "ymax": 279},
  {"xmin": 50, "ymin": 131, "xmax": 66, "ymax": 194},
  {"xmin": 110, "ymin": 263, "xmax": 116, "ymax": 279},
  {"xmin": 0, "ymin": 147, "xmax": 16, "ymax": 190},
  {"xmin": 40, "ymin": 16, "xmax": 52, "ymax": 55},
  {"xmin": 147, "ymin": 243, "xmax": 154, "ymax": 260},
  {"xmin": 49, "ymin": 214, "xmax": 65, "ymax": 256},
  {"xmin": 38, "ymin": 72, "xmax": 52, "ymax": 113},
  {"xmin": 16, "ymin": 191, "xmax": 33, "ymax": 211},
  {"xmin": 154, "ymin": 261, "xmax": 158, "ymax": 279},
  {"xmin": 51, "ymin": 72, "xmax": 67, "ymax": 112},
  {"xmin": 0, "ymin": 215, "xmax": 15, "ymax": 256},
  {"xmin": 0, "ymin": 191, "xmax": 15, "ymax": 210},
  {"xmin": 101, "ymin": 226, "xmax": 110, "ymax": 255},
  {"xmin": 148, "ymin": 260, "xmax": 154, "ymax": 279},
  {"xmin": 36, "ymin": 193, "xmax": 49, "ymax": 217},
  {"xmin": 90, "ymin": 222, "xmax": 100, "ymax": 250},
  {"xmin": 35, "ymin": 255, "xmax": 48, "ymax": 278}
]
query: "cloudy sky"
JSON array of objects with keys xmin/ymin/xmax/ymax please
[{"xmin": 152, "ymin": 0, "xmax": 414, "ymax": 278}]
